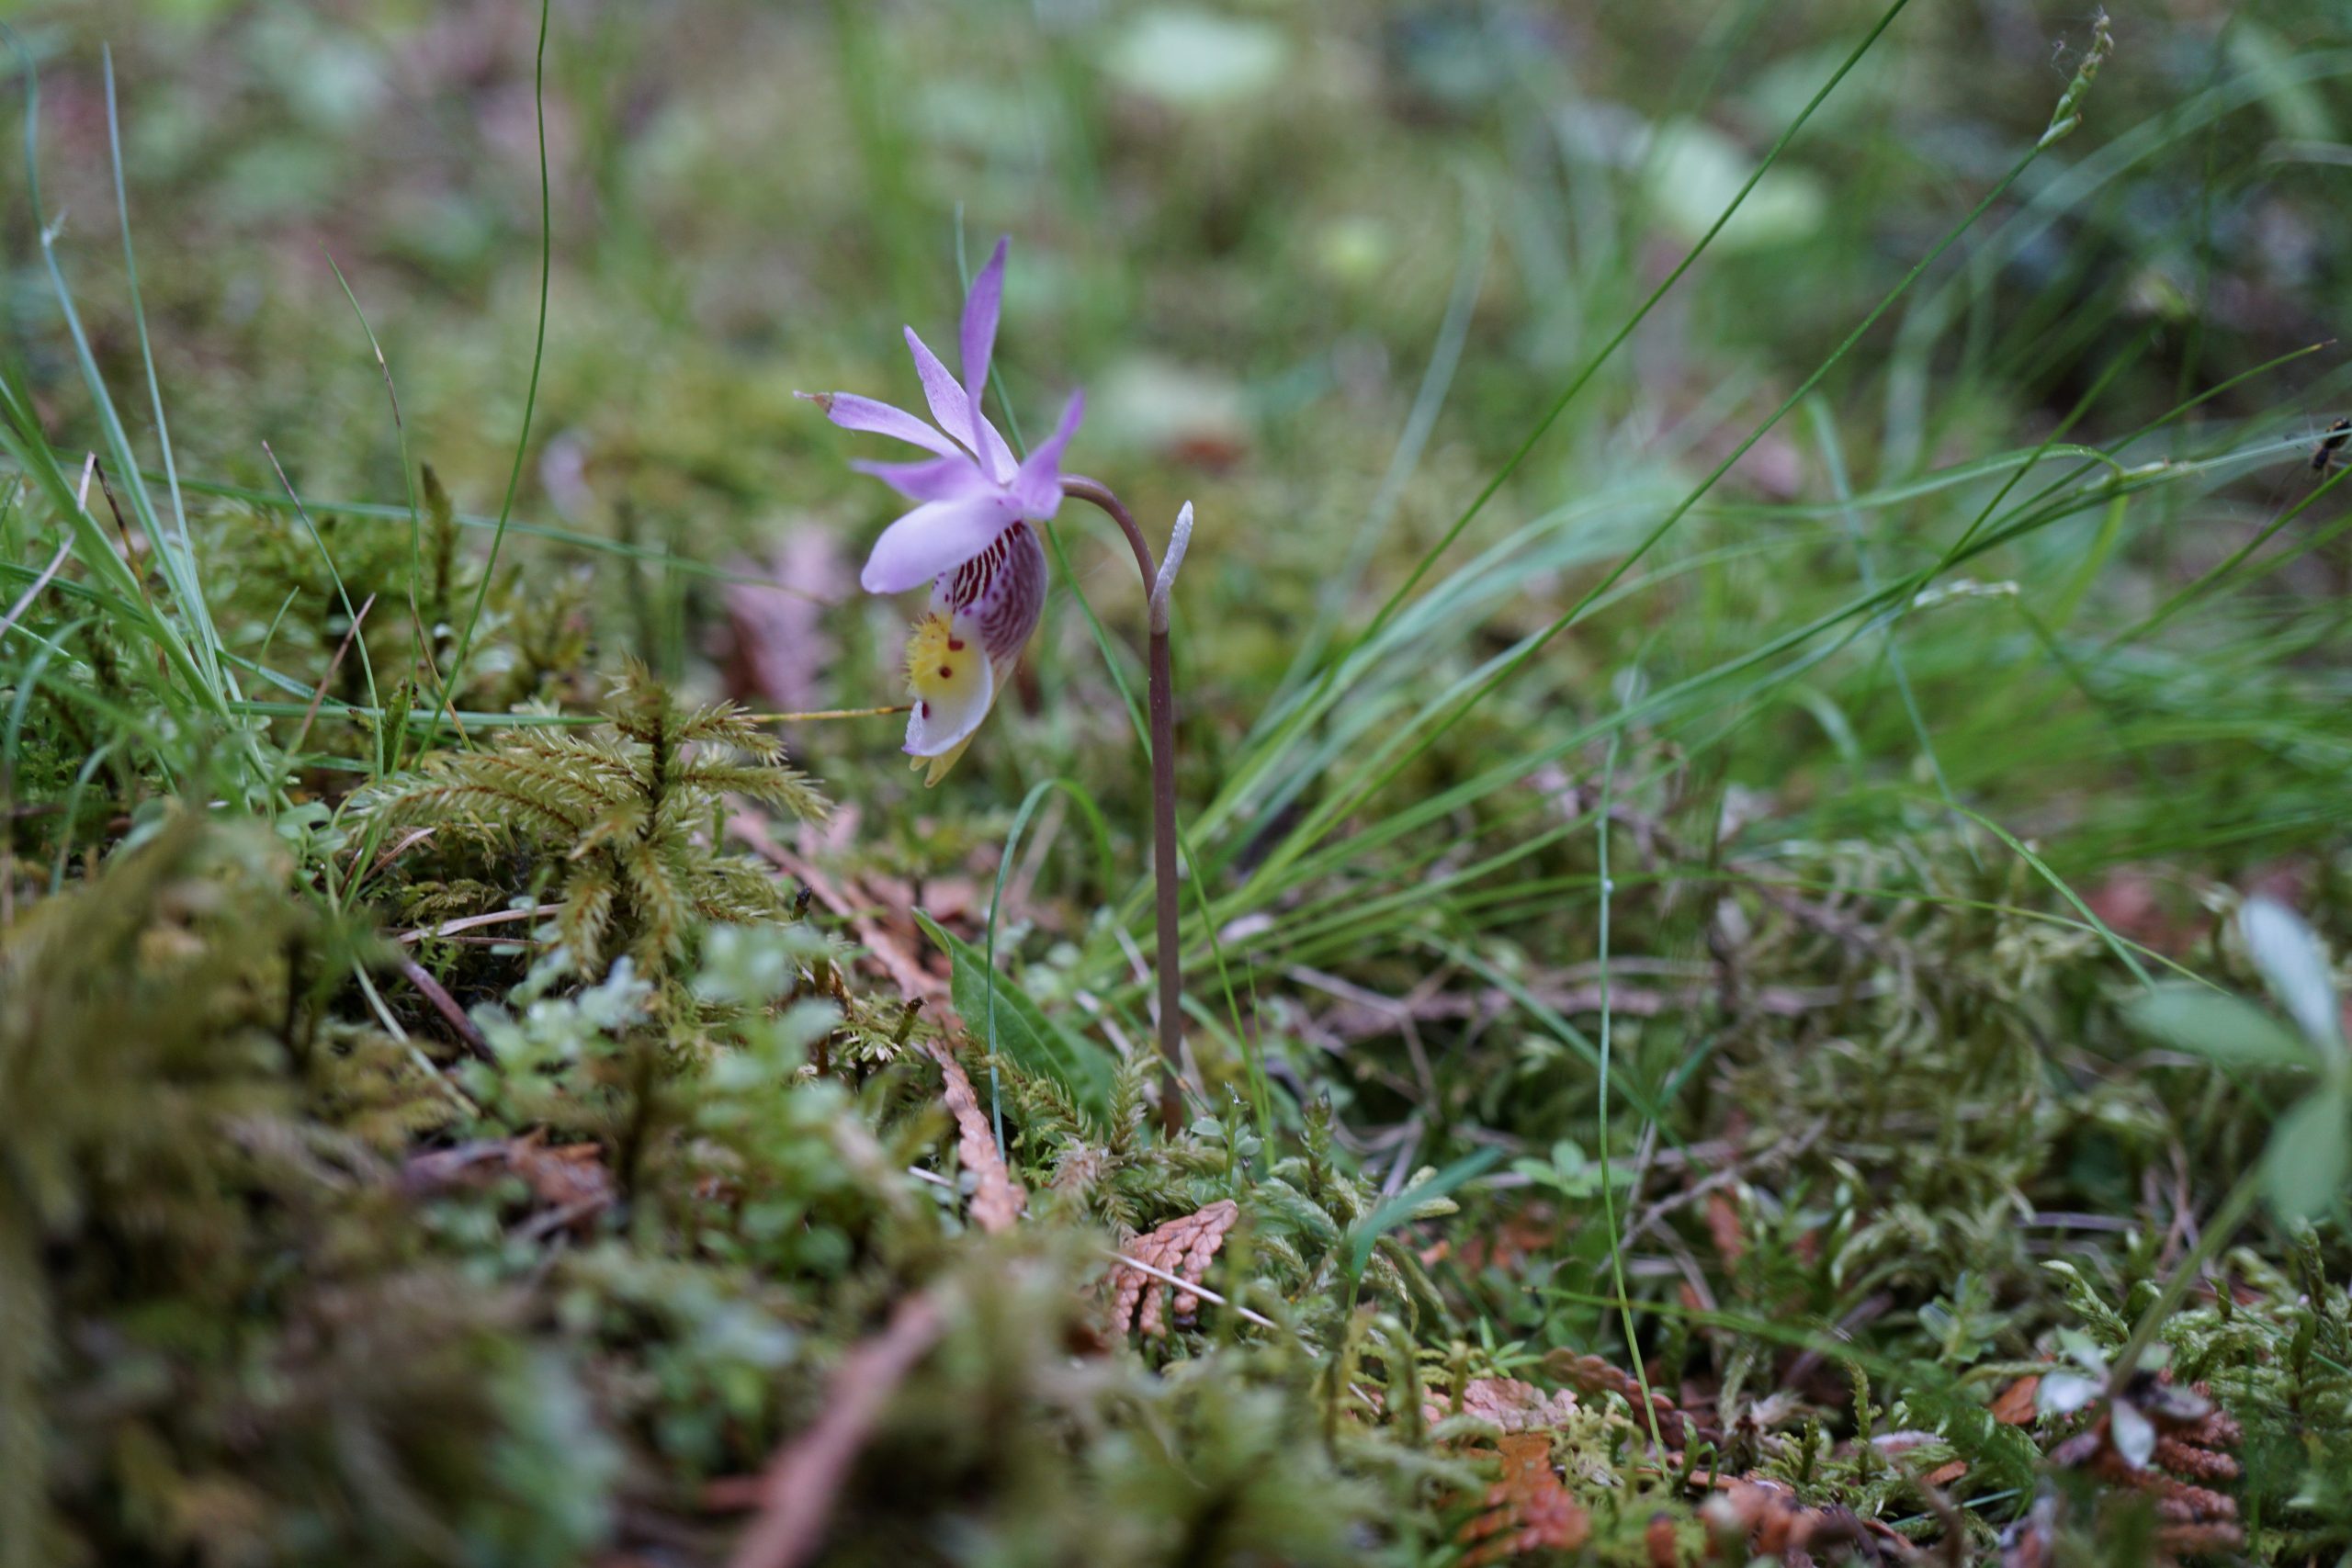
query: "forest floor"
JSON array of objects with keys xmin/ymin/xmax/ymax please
[{"xmin": 6, "ymin": 3, "xmax": 2352, "ymax": 1564}]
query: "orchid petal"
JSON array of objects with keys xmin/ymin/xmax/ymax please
[
  {"xmin": 903, "ymin": 328, "xmax": 970, "ymax": 448},
  {"xmin": 905, "ymin": 326, "xmax": 1018, "ymax": 483},
  {"xmin": 859, "ymin": 492, "xmax": 1020, "ymax": 594},
  {"xmin": 803, "ymin": 390, "xmax": 960, "ymax": 458},
  {"xmin": 1009, "ymin": 389, "xmax": 1084, "ymax": 518},
  {"xmin": 850, "ymin": 454, "xmax": 990, "ymax": 503},
  {"xmin": 960, "ymin": 237, "xmax": 1009, "ymax": 462}
]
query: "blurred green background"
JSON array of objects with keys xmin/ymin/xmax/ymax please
[{"xmin": 8, "ymin": 0, "xmax": 2351, "ymax": 866}]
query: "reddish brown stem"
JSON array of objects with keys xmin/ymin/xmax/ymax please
[
  {"xmin": 397, "ymin": 956, "xmax": 494, "ymax": 1064},
  {"xmin": 1059, "ymin": 475, "xmax": 1185, "ymax": 1138}
]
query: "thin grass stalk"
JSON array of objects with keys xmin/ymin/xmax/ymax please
[{"xmin": 447, "ymin": 0, "xmax": 553, "ymax": 701}]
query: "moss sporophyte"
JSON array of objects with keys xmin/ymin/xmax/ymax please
[{"xmin": 803, "ymin": 235, "xmax": 1197, "ymax": 1134}]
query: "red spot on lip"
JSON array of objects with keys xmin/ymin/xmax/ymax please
[
  {"xmin": 947, "ymin": 638, "xmax": 965, "ymax": 651},
  {"xmin": 938, "ymin": 665, "xmax": 955, "ymax": 679},
  {"xmin": 918, "ymin": 701, "xmax": 931, "ymax": 717}
]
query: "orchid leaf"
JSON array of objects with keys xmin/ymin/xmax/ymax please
[
  {"xmin": 2262, "ymin": 1085, "xmax": 2351, "ymax": 1224},
  {"xmin": 915, "ymin": 911, "xmax": 1115, "ymax": 1134},
  {"xmin": 2124, "ymin": 984, "xmax": 2317, "ymax": 1073},
  {"xmin": 2240, "ymin": 897, "xmax": 2343, "ymax": 1060}
]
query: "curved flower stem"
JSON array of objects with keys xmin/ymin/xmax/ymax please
[{"xmin": 1060, "ymin": 475, "xmax": 1185, "ymax": 1137}]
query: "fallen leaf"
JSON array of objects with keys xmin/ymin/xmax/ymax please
[
  {"xmin": 924, "ymin": 1042, "xmax": 1025, "ymax": 1233},
  {"xmin": 1458, "ymin": 1432, "xmax": 1590, "ymax": 1564},
  {"xmin": 727, "ymin": 812, "xmax": 939, "ymax": 1001},
  {"xmin": 1703, "ymin": 1189, "xmax": 1744, "ymax": 1268},
  {"xmin": 1644, "ymin": 1510, "xmax": 1681, "ymax": 1567},
  {"xmin": 1700, "ymin": 1479, "xmax": 1894, "ymax": 1559},
  {"xmin": 1108, "ymin": 1200, "xmax": 1239, "ymax": 1338},
  {"xmin": 1425, "ymin": 1377, "xmax": 1578, "ymax": 1433},
  {"xmin": 398, "ymin": 1132, "xmax": 613, "ymax": 1234},
  {"xmin": 1992, "ymin": 1374, "xmax": 2041, "ymax": 1426},
  {"xmin": 720, "ymin": 531, "xmax": 845, "ymax": 714}
]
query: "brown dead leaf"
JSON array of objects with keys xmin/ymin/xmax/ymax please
[
  {"xmin": 1455, "ymin": 1201, "xmax": 1558, "ymax": 1275},
  {"xmin": 1703, "ymin": 1189, "xmax": 1744, "ymax": 1268},
  {"xmin": 1545, "ymin": 1350, "xmax": 1691, "ymax": 1442},
  {"xmin": 398, "ymin": 1132, "xmax": 613, "ymax": 1234},
  {"xmin": 719, "ymin": 532, "xmax": 845, "ymax": 714},
  {"xmin": 1424, "ymin": 1377, "xmax": 1578, "ymax": 1433},
  {"xmin": 1700, "ymin": 1478, "xmax": 1899, "ymax": 1561},
  {"xmin": 1458, "ymin": 1432, "xmax": 1590, "ymax": 1565},
  {"xmin": 923, "ymin": 1042, "xmax": 1025, "ymax": 1233},
  {"xmin": 513, "ymin": 1135, "xmax": 609, "ymax": 1209},
  {"xmin": 856, "ymin": 869, "xmax": 980, "ymax": 929},
  {"xmin": 1993, "ymin": 1375, "xmax": 2041, "ymax": 1426},
  {"xmin": 1108, "ymin": 1200, "xmax": 1239, "ymax": 1338},
  {"xmin": 726, "ymin": 812, "xmax": 940, "ymax": 1000},
  {"xmin": 1644, "ymin": 1510, "xmax": 1681, "ymax": 1568}
]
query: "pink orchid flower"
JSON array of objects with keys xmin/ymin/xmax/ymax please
[{"xmin": 800, "ymin": 238, "xmax": 1082, "ymax": 784}]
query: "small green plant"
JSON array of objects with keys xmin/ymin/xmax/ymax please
[
  {"xmin": 2125, "ymin": 895, "xmax": 2348, "ymax": 1223},
  {"xmin": 364, "ymin": 666, "xmax": 829, "ymax": 977}
]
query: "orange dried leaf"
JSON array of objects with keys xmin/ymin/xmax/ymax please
[
  {"xmin": 1700, "ymin": 1478, "xmax": 1905, "ymax": 1559},
  {"xmin": 1992, "ymin": 1375, "xmax": 2041, "ymax": 1426},
  {"xmin": 1703, "ymin": 1189, "xmax": 1745, "ymax": 1267},
  {"xmin": 512, "ymin": 1137, "xmax": 612, "ymax": 1211},
  {"xmin": 398, "ymin": 1133, "xmax": 613, "ymax": 1233},
  {"xmin": 1424, "ymin": 1377, "xmax": 1578, "ymax": 1433},
  {"xmin": 1458, "ymin": 1432, "xmax": 1590, "ymax": 1565},
  {"xmin": 924, "ymin": 1042, "xmax": 1025, "ymax": 1233},
  {"xmin": 1108, "ymin": 1200, "xmax": 1240, "ymax": 1338},
  {"xmin": 1644, "ymin": 1510, "xmax": 1682, "ymax": 1568}
]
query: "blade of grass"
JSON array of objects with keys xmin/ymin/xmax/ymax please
[
  {"xmin": 1200, "ymin": 0, "xmax": 1920, "ymax": 841},
  {"xmin": 1249, "ymin": 126, "xmax": 2094, "ymax": 901},
  {"xmin": 447, "ymin": 0, "xmax": 554, "ymax": 703},
  {"xmin": 1592, "ymin": 689, "xmax": 1665, "ymax": 1450}
]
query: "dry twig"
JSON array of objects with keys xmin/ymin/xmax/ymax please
[
  {"xmin": 922, "ymin": 1041, "xmax": 1024, "ymax": 1233},
  {"xmin": 726, "ymin": 1292, "xmax": 945, "ymax": 1568}
]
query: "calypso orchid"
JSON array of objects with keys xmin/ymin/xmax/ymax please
[
  {"xmin": 799, "ymin": 237, "xmax": 1082, "ymax": 784},
  {"xmin": 807, "ymin": 234, "xmax": 1203, "ymax": 1137}
]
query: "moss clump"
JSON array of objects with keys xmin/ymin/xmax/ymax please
[{"xmin": 363, "ymin": 664, "xmax": 830, "ymax": 979}]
